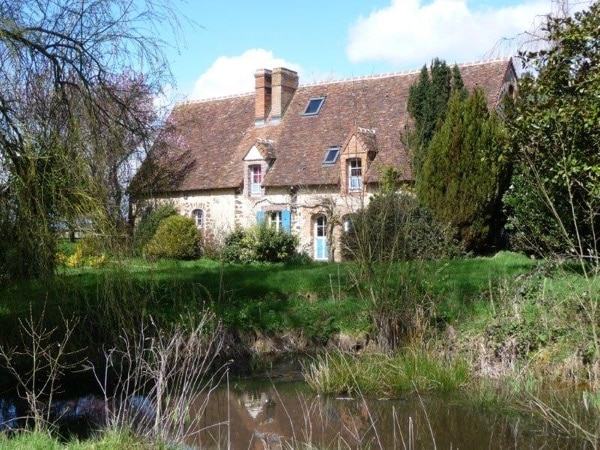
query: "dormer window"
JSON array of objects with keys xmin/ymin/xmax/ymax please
[
  {"xmin": 323, "ymin": 147, "xmax": 340, "ymax": 165},
  {"xmin": 348, "ymin": 158, "xmax": 362, "ymax": 191},
  {"xmin": 303, "ymin": 97, "xmax": 325, "ymax": 116},
  {"xmin": 250, "ymin": 165, "xmax": 262, "ymax": 195}
]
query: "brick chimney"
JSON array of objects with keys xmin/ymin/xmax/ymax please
[
  {"xmin": 254, "ymin": 69, "xmax": 272, "ymax": 125},
  {"xmin": 270, "ymin": 67, "xmax": 299, "ymax": 122}
]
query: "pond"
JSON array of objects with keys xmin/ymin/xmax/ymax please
[
  {"xmin": 187, "ymin": 379, "xmax": 577, "ymax": 449},
  {"xmin": 0, "ymin": 376, "xmax": 585, "ymax": 449}
]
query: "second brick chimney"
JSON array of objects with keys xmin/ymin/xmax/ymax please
[{"xmin": 269, "ymin": 67, "xmax": 299, "ymax": 122}]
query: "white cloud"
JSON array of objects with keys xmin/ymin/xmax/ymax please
[
  {"xmin": 346, "ymin": 0, "xmax": 554, "ymax": 68},
  {"xmin": 189, "ymin": 49, "xmax": 302, "ymax": 100}
]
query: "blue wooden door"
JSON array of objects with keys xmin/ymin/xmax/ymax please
[{"xmin": 314, "ymin": 216, "xmax": 328, "ymax": 260}]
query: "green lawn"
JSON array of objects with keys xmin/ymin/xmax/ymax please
[{"xmin": 0, "ymin": 252, "xmax": 540, "ymax": 353}]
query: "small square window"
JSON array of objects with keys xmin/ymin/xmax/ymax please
[
  {"xmin": 303, "ymin": 97, "xmax": 325, "ymax": 116},
  {"xmin": 323, "ymin": 147, "xmax": 340, "ymax": 165}
]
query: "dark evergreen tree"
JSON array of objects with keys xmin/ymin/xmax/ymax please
[
  {"xmin": 417, "ymin": 88, "xmax": 510, "ymax": 253},
  {"xmin": 406, "ymin": 58, "xmax": 465, "ymax": 176}
]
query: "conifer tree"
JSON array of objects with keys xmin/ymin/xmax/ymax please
[
  {"xmin": 417, "ymin": 88, "xmax": 509, "ymax": 253},
  {"xmin": 406, "ymin": 58, "xmax": 465, "ymax": 176}
]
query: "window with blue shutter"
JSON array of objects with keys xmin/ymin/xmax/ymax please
[
  {"xmin": 256, "ymin": 210, "xmax": 265, "ymax": 224},
  {"xmin": 282, "ymin": 210, "xmax": 291, "ymax": 232}
]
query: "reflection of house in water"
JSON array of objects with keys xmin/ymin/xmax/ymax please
[
  {"xmin": 191, "ymin": 384, "xmax": 376, "ymax": 449},
  {"xmin": 239, "ymin": 391, "xmax": 276, "ymax": 422}
]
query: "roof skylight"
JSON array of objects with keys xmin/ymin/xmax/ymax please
[
  {"xmin": 303, "ymin": 97, "xmax": 325, "ymax": 116},
  {"xmin": 323, "ymin": 146, "xmax": 340, "ymax": 165}
]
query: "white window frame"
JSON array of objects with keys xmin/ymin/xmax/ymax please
[
  {"xmin": 192, "ymin": 209, "xmax": 203, "ymax": 228},
  {"xmin": 269, "ymin": 211, "xmax": 282, "ymax": 232},
  {"xmin": 348, "ymin": 158, "xmax": 363, "ymax": 191},
  {"xmin": 250, "ymin": 165, "xmax": 262, "ymax": 195}
]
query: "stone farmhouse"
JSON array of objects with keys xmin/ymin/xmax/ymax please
[{"xmin": 130, "ymin": 59, "xmax": 517, "ymax": 261}]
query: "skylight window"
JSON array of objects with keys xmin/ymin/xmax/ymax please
[
  {"xmin": 323, "ymin": 147, "xmax": 340, "ymax": 165},
  {"xmin": 303, "ymin": 97, "xmax": 325, "ymax": 116}
]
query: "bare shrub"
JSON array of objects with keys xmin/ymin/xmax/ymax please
[{"xmin": 88, "ymin": 311, "xmax": 229, "ymax": 446}]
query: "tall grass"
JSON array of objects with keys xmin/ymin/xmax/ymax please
[{"xmin": 304, "ymin": 347, "xmax": 471, "ymax": 398}]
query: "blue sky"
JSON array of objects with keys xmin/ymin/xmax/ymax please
[{"xmin": 161, "ymin": 0, "xmax": 590, "ymax": 102}]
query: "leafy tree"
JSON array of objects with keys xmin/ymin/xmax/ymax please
[
  {"xmin": 0, "ymin": 0, "xmax": 179, "ymax": 279},
  {"xmin": 417, "ymin": 88, "xmax": 510, "ymax": 253},
  {"xmin": 504, "ymin": 3, "xmax": 600, "ymax": 258},
  {"xmin": 406, "ymin": 58, "xmax": 466, "ymax": 176},
  {"xmin": 343, "ymin": 193, "xmax": 460, "ymax": 267}
]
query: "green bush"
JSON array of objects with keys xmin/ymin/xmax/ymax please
[
  {"xmin": 221, "ymin": 224, "xmax": 298, "ymax": 263},
  {"xmin": 343, "ymin": 193, "xmax": 461, "ymax": 263},
  {"xmin": 144, "ymin": 215, "xmax": 201, "ymax": 260},
  {"xmin": 134, "ymin": 204, "xmax": 178, "ymax": 255}
]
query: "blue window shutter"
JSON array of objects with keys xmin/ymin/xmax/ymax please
[
  {"xmin": 282, "ymin": 210, "xmax": 291, "ymax": 232},
  {"xmin": 256, "ymin": 210, "xmax": 265, "ymax": 224}
]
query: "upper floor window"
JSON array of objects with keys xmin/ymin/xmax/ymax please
[
  {"xmin": 303, "ymin": 97, "xmax": 325, "ymax": 116},
  {"xmin": 323, "ymin": 147, "xmax": 340, "ymax": 165},
  {"xmin": 250, "ymin": 165, "xmax": 262, "ymax": 195},
  {"xmin": 348, "ymin": 158, "xmax": 362, "ymax": 191},
  {"xmin": 192, "ymin": 209, "xmax": 203, "ymax": 228}
]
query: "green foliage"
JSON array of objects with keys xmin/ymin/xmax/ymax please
[
  {"xmin": 144, "ymin": 215, "xmax": 201, "ymax": 260},
  {"xmin": 343, "ymin": 192, "xmax": 461, "ymax": 265},
  {"xmin": 504, "ymin": 3, "xmax": 600, "ymax": 257},
  {"xmin": 417, "ymin": 88, "xmax": 510, "ymax": 253},
  {"xmin": 134, "ymin": 204, "xmax": 178, "ymax": 255},
  {"xmin": 406, "ymin": 58, "xmax": 466, "ymax": 176},
  {"xmin": 0, "ymin": 1, "xmax": 177, "ymax": 281},
  {"xmin": 304, "ymin": 348, "xmax": 471, "ymax": 397},
  {"xmin": 57, "ymin": 236, "xmax": 108, "ymax": 268},
  {"xmin": 221, "ymin": 224, "xmax": 298, "ymax": 263}
]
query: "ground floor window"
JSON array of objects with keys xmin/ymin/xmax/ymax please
[
  {"xmin": 269, "ymin": 211, "xmax": 282, "ymax": 231},
  {"xmin": 192, "ymin": 209, "xmax": 203, "ymax": 228}
]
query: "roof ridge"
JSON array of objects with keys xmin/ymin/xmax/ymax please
[
  {"xmin": 176, "ymin": 91, "xmax": 254, "ymax": 107},
  {"xmin": 174, "ymin": 57, "xmax": 513, "ymax": 106},
  {"xmin": 300, "ymin": 57, "xmax": 512, "ymax": 88}
]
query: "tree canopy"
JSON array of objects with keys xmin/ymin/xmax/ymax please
[
  {"xmin": 0, "ymin": 0, "xmax": 179, "ymax": 279},
  {"xmin": 504, "ymin": 2, "xmax": 600, "ymax": 258}
]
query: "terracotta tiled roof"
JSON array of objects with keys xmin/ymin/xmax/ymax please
[{"xmin": 131, "ymin": 59, "xmax": 515, "ymax": 195}]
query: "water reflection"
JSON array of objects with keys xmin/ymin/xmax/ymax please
[
  {"xmin": 0, "ymin": 381, "xmax": 582, "ymax": 448},
  {"xmin": 0, "ymin": 398, "xmax": 18, "ymax": 431},
  {"xmin": 190, "ymin": 381, "xmax": 576, "ymax": 449}
]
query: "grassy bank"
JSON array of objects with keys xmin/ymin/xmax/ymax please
[
  {"xmin": 0, "ymin": 250, "xmax": 598, "ymax": 447},
  {"xmin": 0, "ymin": 251, "xmax": 536, "ymax": 338}
]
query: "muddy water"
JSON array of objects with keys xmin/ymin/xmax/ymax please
[
  {"xmin": 0, "ymin": 376, "xmax": 582, "ymax": 448},
  {"xmin": 189, "ymin": 380, "xmax": 576, "ymax": 449}
]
